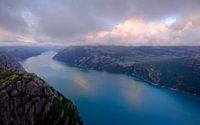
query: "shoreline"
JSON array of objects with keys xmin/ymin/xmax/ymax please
[{"xmin": 53, "ymin": 58, "xmax": 200, "ymax": 97}]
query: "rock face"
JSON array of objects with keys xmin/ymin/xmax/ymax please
[
  {"xmin": 0, "ymin": 52, "xmax": 83, "ymax": 125},
  {"xmin": 54, "ymin": 46, "xmax": 200, "ymax": 95},
  {"xmin": 0, "ymin": 52, "xmax": 25, "ymax": 72},
  {"xmin": 0, "ymin": 68, "xmax": 83, "ymax": 125}
]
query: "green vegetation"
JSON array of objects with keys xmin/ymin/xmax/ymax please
[
  {"xmin": 0, "ymin": 68, "xmax": 23, "ymax": 90},
  {"xmin": 43, "ymin": 97, "xmax": 83, "ymax": 125},
  {"xmin": 131, "ymin": 57, "xmax": 200, "ymax": 94}
]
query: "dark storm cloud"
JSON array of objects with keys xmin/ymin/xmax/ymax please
[{"xmin": 0, "ymin": 0, "xmax": 200, "ymax": 45}]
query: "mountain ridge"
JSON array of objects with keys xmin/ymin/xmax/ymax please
[
  {"xmin": 53, "ymin": 46, "xmax": 200, "ymax": 95},
  {"xmin": 0, "ymin": 52, "xmax": 25, "ymax": 72}
]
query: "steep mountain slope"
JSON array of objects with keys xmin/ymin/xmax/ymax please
[
  {"xmin": 53, "ymin": 46, "xmax": 200, "ymax": 95},
  {"xmin": 0, "ymin": 68, "xmax": 83, "ymax": 125},
  {"xmin": 0, "ymin": 52, "xmax": 25, "ymax": 72},
  {"xmin": 53, "ymin": 46, "xmax": 200, "ymax": 65},
  {"xmin": 0, "ymin": 52, "xmax": 83, "ymax": 125},
  {"xmin": 127, "ymin": 56, "xmax": 200, "ymax": 95}
]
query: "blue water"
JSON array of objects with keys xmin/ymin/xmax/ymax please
[{"xmin": 21, "ymin": 51, "xmax": 200, "ymax": 125}]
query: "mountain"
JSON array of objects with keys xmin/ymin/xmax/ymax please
[
  {"xmin": 126, "ymin": 56, "xmax": 200, "ymax": 95},
  {"xmin": 0, "ymin": 46, "xmax": 62, "ymax": 61},
  {"xmin": 53, "ymin": 46, "xmax": 200, "ymax": 95},
  {"xmin": 0, "ymin": 52, "xmax": 25, "ymax": 72},
  {"xmin": 0, "ymin": 53, "xmax": 83, "ymax": 125}
]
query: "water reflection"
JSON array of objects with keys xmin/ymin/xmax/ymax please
[
  {"xmin": 121, "ymin": 80, "xmax": 144, "ymax": 106},
  {"xmin": 21, "ymin": 51, "xmax": 200, "ymax": 125},
  {"xmin": 72, "ymin": 72, "xmax": 92, "ymax": 91}
]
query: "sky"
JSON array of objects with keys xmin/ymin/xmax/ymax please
[{"xmin": 0, "ymin": 0, "xmax": 200, "ymax": 46}]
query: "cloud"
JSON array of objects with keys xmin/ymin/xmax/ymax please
[
  {"xmin": 86, "ymin": 16, "xmax": 200, "ymax": 46},
  {"xmin": 0, "ymin": 29, "xmax": 15, "ymax": 42},
  {"xmin": 0, "ymin": 0, "xmax": 200, "ymax": 45},
  {"xmin": 0, "ymin": 0, "xmax": 31, "ymax": 33}
]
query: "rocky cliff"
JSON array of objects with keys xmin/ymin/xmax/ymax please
[
  {"xmin": 53, "ymin": 46, "xmax": 200, "ymax": 95},
  {"xmin": 0, "ymin": 52, "xmax": 83, "ymax": 125}
]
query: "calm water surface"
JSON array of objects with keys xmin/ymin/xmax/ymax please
[{"xmin": 21, "ymin": 51, "xmax": 200, "ymax": 125}]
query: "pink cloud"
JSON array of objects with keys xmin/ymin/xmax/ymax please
[{"xmin": 86, "ymin": 15, "xmax": 200, "ymax": 45}]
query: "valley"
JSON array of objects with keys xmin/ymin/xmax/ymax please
[
  {"xmin": 53, "ymin": 46, "xmax": 200, "ymax": 95},
  {"xmin": 22, "ymin": 51, "xmax": 200, "ymax": 125}
]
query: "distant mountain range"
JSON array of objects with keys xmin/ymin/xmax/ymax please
[
  {"xmin": 0, "ymin": 45, "xmax": 199, "ymax": 124},
  {"xmin": 0, "ymin": 50, "xmax": 83, "ymax": 125},
  {"xmin": 53, "ymin": 46, "xmax": 200, "ymax": 95},
  {"xmin": 0, "ymin": 52, "xmax": 25, "ymax": 72},
  {"xmin": 0, "ymin": 46, "xmax": 62, "ymax": 61}
]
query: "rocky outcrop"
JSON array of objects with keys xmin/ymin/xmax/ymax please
[
  {"xmin": 53, "ymin": 46, "xmax": 200, "ymax": 95},
  {"xmin": 0, "ymin": 68, "xmax": 83, "ymax": 125},
  {"xmin": 0, "ymin": 52, "xmax": 25, "ymax": 72},
  {"xmin": 0, "ymin": 51, "xmax": 83, "ymax": 125}
]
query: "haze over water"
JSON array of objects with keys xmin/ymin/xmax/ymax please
[{"xmin": 21, "ymin": 51, "xmax": 200, "ymax": 125}]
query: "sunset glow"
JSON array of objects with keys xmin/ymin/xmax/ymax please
[{"xmin": 0, "ymin": 0, "xmax": 199, "ymax": 45}]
